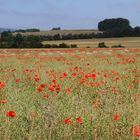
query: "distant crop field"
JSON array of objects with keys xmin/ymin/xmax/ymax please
[
  {"xmin": 43, "ymin": 37, "xmax": 140, "ymax": 48},
  {"xmin": 42, "ymin": 37, "xmax": 140, "ymax": 48},
  {"xmin": 13, "ymin": 29, "xmax": 100, "ymax": 36},
  {"xmin": 0, "ymin": 48, "xmax": 140, "ymax": 139}
]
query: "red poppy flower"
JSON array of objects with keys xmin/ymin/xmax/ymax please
[
  {"xmin": 37, "ymin": 87, "xmax": 43, "ymax": 92},
  {"xmin": 40, "ymin": 84, "xmax": 46, "ymax": 88},
  {"xmin": 56, "ymin": 87, "xmax": 60, "ymax": 93},
  {"xmin": 113, "ymin": 114, "xmax": 120, "ymax": 121},
  {"xmin": 66, "ymin": 88, "xmax": 71, "ymax": 94},
  {"xmin": 131, "ymin": 126, "xmax": 140, "ymax": 137},
  {"xmin": 64, "ymin": 117, "xmax": 72, "ymax": 124},
  {"xmin": 1, "ymin": 100, "xmax": 7, "ymax": 104},
  {"xmin": 63, "ymin": 72, "xmax": 68, "ymax": 77},
  {"xmin": 0, "ymin": 82, "xmax": 6, "ymax": 89},
  {"xmin": 15, "ymin": 78, "xmax": 20, "ymax": 84},
  {"xmin": 72, "ymin": 73, "xmax": 76, "ymax": 77},
  {"xmin": 48, "ymin": 86, "xmax": 55, "ymax": 91},
  {"xmin": 75, "ymin": 117, "xmax": 83, "ymax": 124},
  {"xmin": 74, "ymin": 66, "xmax": 78, "ymax": 71},
  {"xmin": 6, "ymin": 111, "xmax": 16, "ymax": 118},
  {"xmin": 91, "ymin": 74, "xmax": 96, "ymax": 80},
  {"xmin": 44, "ymin": 93, "xmax": 49, "ymax": 99},
  {"xmin": 104, "ymin": 74, "xmax": 108, "ymax": 78},
  {"xmin": 34, "ymin": 77, "xmax": 40, "ymax": 82},
  {"xmin": 52, "ymin": 79, "xmax": 56, "ymax": 83}
]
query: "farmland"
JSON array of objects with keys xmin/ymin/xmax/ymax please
[
  {"xmin": 13, "ymin": 29, "xmax": 100, "ymax": 36},
  {"xmin": 43, "ymin": 37, "xmax": 140, "ymax": 48},
  {"xmin": 0, "ymin": 48, "xmax": 140, "ymax": 140}
]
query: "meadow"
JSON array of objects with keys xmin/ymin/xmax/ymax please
[
  {"xmin": 42, "ymin": 37, "xmax": 140, "ymax": 48},
  {"xmin": 0, "ymin": 48, "xmax": 140, "ymax": 140}
]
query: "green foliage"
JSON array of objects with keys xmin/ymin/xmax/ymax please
[
  {"xmin": 97, "ymin": 18, "xmax": 139, "ymax": 38},
  {"xmin": 98, "ymin": 42, "xmax": 109, "ymax": 48},
  {"xmin": 44, "ymin": 43, "xmax": 77, "ymax": 48},
  {"xmin": 0, "ymin": 32, "xmax": 43, "ymax": 48},
  {"xmin": 133, "ymin": 26, "xmax": 140, "ymax": 36},
  {"xmin": 14, "ymin": 28, "xmax": 40, "ymax": 33},
  {"xmin": 45, "ymin": 33, "xmax": 95, "ymax": 41},
  {"xmin": 51, "ymin": 27, "xmax": 61, "ymax": 30},
  {"xmin": 98, "ymin": 18, "xmax": 130, "ymax": 31},
  {"xmin": 1, "ymin": 31, "xmax": 13, "ymax": 42},
  {"xmin": 97, "ymin": 42, "xmax": 125, "ymax": 48},
  {"xmin": 111, "ymin": 44, "xmax": 125, "ymax": 48}
]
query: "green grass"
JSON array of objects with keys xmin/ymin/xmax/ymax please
[
  {"xmin": 0, "ymin": 48, "xmax": 140, "ymax": 140},
  {"xmin": 42, "ymin": 37, "xmax": 140, "ymax": 48}
]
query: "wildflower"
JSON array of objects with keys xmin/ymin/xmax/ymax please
[
  {"xmin": 15, "ymin": 78, "xmax": 20, "ymax": 84},
  {"xmin": 40, "ymin": 84, "xmax": 46, "ymax": 88},
  {"xmin": 34, "ymin": 73, "xmax": 39, "ymax": 77},
  {"xmin": 63, "ymin": 72, "xmax": 68, "ymax": 77},
  {"xmin": 91, "ymin": 74, "xmax": 96, "ymax": 80},
  {"xmin": 72, "ymin": 73, "xmax": 76, "ymax": 77},
  {"xmin": 75, "ymin": 117, "xmax": 83, "ymax": 124},
  {"xmin": 66, "ymin": 88, "xmax": 71, "ymax": 94},
  {"xmin": 52, "ymin": 79, "xmax": 56, "ymax": 83},
  {"xmin": 74, "ymin": 66, "xmax": 78, "ymax": 71},
  {"xmin": 113, "ymin": 114, "xmax": 120, "ymax": 121},
  {"xmin": 48, "ymin": 85, "xmax": 55, "ymax": 91},
  {"xmin": 56, "ymin": 87, "xmax": 60, "ymax": 93},
  {"xmin": 34, "ymin": 77, "xmax": 40, "ymax": 82},
  {"xmin": 44, "ymin": 93, "xmax": 49, "ymax": 99},
  {"xmin": 0, "ymin": 82, "xmax": 6, "ymax": 89},
  {"xmin": 64, "ymin": 117, "xmax": 72, "ymax": 124},
  {"xmin": 37, "ymin": 87, "xmax": 43, "ymax": 92},
  {"xmin": 6, "ymin": 111, "xmax": 16, "ymax": 118},
  {"xmin": 104, "ymin": 74, "xmax": 108, "ymax": 78},
  {"xmin": 1, "ymin": 100, "xmax": 7, "ymax": 104},
  {"xmin": 131, "ymin": 126, "xmax": 140, "ymax": 137}
]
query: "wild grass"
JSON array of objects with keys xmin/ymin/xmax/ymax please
[{"xmin": 0, "ymin": 48, "xmax": 140, "ymax": 140}]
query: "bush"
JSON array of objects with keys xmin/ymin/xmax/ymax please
[
  {"xmin": 59, "ymin": 43, "xmax": 69, "ymax": 48},
  {"xmin": 70, "ymin": 44, "xmax": 77, "ymax": 48},
  {"xmin": 98, "ymin": 42, "xmax": 109, "ymax": 48},
  {"xmin": 52, "ymin": 27, "xmax": 61, "ymax": 30},
  {"xmin": 43, "ymin": 43, "xmax": 77, "ymax": 48},
  {"xmin": 111, "ymin": 44, "xmax": 125, "ymax": 48},
  {"xmin": 14, "ymin": 29, "xmax": 40, "ymax": 33}
]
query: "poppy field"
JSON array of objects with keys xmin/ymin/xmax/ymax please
[{"xmin": 0, "ymin": 48, "xmax": 140, "ymax": 140}]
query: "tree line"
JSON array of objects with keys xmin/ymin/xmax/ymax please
[
  {"xmin": 14, "ymin": 28, "xmax": 40, "ymax": 33},
  {"xmin": 45, "ymin": 33, "xmax": 95, "ymax": 40},
  {"xmin": 97, "ymin": 18, "xmax": 140, "ymax": 38},
  {"xmin": 0, "ymin": 31, "xmax": 77, "ymax": 48},
  {"xmin": 0, "ymin": 18, "xmax": 140, "ymax": 48},
  {"xmin": 0, "ymin": 31, "xmax": 126, "ymax": 48},
  {"xmin": 40, "ymin": 18, "xmax": 140, "ymax": 40}
]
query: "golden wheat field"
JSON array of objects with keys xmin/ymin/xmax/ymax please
[
  {"xmin": 13, "ymin": 29, "xmax": 100, "ymax": 36},
  {"xmin": 42, "ymin": 37, "xmax": 140, "ymax": 48}
]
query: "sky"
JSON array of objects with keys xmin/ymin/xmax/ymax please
[{"xmin": 0, "ymin": 0, "xmax": 140, "ymax": 30}]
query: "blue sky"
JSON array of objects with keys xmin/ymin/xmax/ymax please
[{"xmin": 0, "ymin": 0, "xmax": 140, "ymax": 30}]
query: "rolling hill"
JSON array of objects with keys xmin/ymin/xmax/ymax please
[{"xmin": 13, "ymin": 29, "xmax": 101, "ymax": 36}]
